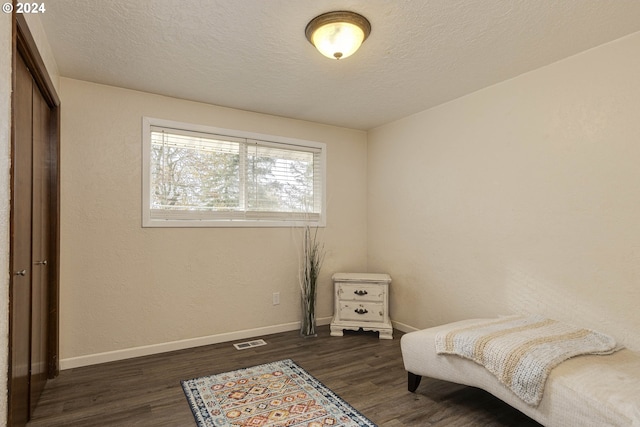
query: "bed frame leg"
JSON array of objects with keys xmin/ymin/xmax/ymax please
[{"xmin": 408, "ymin": 372, "xmax": 422, "ymax": 392}]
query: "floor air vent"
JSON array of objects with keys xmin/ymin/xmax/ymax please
[{"xmin": 233, "ymin": 339, "xmax": 267, "ymax": 350}]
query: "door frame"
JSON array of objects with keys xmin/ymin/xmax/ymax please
[{"xmin": 9, "ymin": 9, "xmax": 61, "ymax": 406}]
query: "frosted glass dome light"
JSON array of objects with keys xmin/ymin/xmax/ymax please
[{"xmin": 305, "ymin": 11, "xmax": 371, "ymax": 60}]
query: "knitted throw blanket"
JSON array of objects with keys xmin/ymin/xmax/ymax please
[{"xmin": 434, "ymin": 315, "xmax": 620, "ymax": 406}]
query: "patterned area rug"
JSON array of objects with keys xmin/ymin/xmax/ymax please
[{"xmin": 181, "ymin": 359, "xmax": 376, "ymax": 427}]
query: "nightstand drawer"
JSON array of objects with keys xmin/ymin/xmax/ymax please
[
  {"xmin": 337, "ymin": 283, "xmax": 385, "ymax": 302},
  {"xmin": 338, "ymin": 302, "xmax": 384, "ymax": 322}
]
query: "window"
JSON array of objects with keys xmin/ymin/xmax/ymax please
[{"xmin": 142, "ymin": 117, "xmax": 326, "ymax": 227}]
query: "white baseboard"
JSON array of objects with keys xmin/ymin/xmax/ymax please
[
  {"xmin": 391, "ymin": 320, "xmax": 419, "ymax": 334},
  {"xmin": 60, "ymin": 316, "xmax": 332, "ymax": 370}
]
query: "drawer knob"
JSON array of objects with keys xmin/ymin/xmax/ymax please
[
  {"xmin": 354, "ymin": 308, "xmax": 369, "ymax": 315},
  {"xmin": 354, "ymin": 290, "xmax": 368, "ymax": 296}
]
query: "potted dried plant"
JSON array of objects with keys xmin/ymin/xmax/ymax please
[{"xmin": 299, "ymin": 225, "xmax": 325, "ymax": 337}]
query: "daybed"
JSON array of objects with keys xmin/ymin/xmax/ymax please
[{"xmin": 401, "ymin": 318, "xmax": 640, "ymax": 426}]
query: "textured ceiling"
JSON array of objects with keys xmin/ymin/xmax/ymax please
[{"xmin": 40, "ymin": 0, "xmax": 640, "ymax": 130}]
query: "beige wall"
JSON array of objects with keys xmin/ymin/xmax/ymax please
[
  {"xmin": 368, "ymin": 32, "xmax": 640, "ymax": 351},
  {"xmin": 0, "ymin": 11, "xmax": 11, "ymax": 427},
  {"xmin": 59, "ymin": 78, "xmax": 368, "ymax": 365}
]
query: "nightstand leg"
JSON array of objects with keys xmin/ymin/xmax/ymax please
[
  {"xmin": 378, "ymin": 327, "xmax": 393, "ymax": 340},
  {"xmin": 330, "ymin": 325, "xmax": 344, "ymax": 337}
]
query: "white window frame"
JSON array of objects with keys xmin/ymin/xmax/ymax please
[{"xmin": 142, "ymin": 117, "xmax": 326, "ymax": 228}]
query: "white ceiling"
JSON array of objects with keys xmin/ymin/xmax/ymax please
[{"xmin": 39, "ymin": 0, "xmax": 640, "ymax": 130}]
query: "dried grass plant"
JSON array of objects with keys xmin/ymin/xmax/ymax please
[{"xmin": 299, "ymin": 225, "xmax": 325, "ymax": 337}]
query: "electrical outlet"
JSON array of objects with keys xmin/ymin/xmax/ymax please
[{"xmin": 272, "ymin": 292, "xmax": 280, "ymax": 305}]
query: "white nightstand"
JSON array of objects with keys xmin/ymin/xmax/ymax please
[{"xmin": 330, "ymin": 273, "xmax": 393, "ymax": 339}]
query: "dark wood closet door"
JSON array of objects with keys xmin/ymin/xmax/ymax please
[
  {"xmin": 10, "ymin": 14, "xmax": 61, "ymax": 427},
  {"xmin": 10, "ymin": 51, "xmax": 34, "ymax": 427},
  {"xmin": 30, "ymin": 77, "xmax": 52, "ymax": 412}
]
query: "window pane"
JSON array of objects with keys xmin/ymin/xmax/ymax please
[
  {"xmin": 246, "ymin": 144, "xmax": 317, "ymax": 214},
  {"xmin": 151, "ymin": 131, "xmax": 241, "ymax": 211}
]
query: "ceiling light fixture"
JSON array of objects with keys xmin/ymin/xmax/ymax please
[{"xmin": 305, "ymin": 11, "xmax": 371, "ymax": 60}]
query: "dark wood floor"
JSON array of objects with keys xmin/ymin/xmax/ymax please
[{"xmin": 28, "ymin": 326, "xmax": 542, "ymax": 426}]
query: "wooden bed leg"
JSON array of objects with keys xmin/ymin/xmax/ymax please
[{"xmin": 408, "ymin": 372, "xmax": 422, "ymax": 392}]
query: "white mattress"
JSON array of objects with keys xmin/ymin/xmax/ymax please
[{"xmin": 401, "ymin": 319, "xmax": 640, "ymax": 427}]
